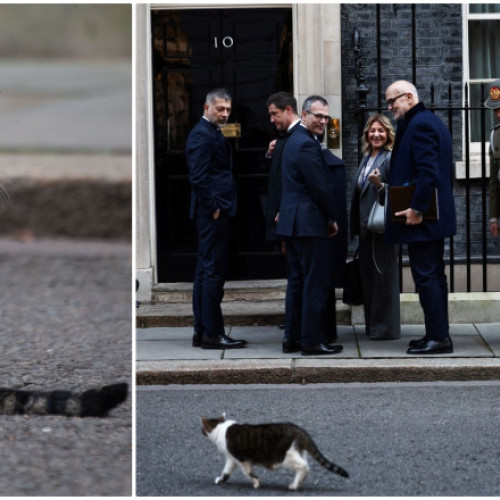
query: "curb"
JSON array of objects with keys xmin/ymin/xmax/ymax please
[{"xmin": 136, "ymin": 358, "xmax": 500, "ymax": 385}]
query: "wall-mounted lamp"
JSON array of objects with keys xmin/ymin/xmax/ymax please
[{"xmin": 327, "ymin": 118, "xmax": 340, "ymax": 149}]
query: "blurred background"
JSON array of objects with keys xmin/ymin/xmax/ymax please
[
  {"xmin": 0, "ymin": 5, "xmax": 133, "ymax": 496},
  {"xmin": 0, "ymin": 4, "xmax": 131, "ymax": 240}
]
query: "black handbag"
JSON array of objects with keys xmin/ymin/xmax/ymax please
[{"xmin": 342, "ymin": 248, "xmax": 363, "ymax": 306}]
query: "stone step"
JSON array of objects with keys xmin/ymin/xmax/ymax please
[
  {"xmin": 151, "ymin": 279, "xmax": 288, "ymax": 303},
  {"xmin": 140, "ymin": 280, "xmax": 348, "ymax": 328},
  {"xmin": 136, "ymin": 299, "xmax": 350, "ymax": 328},
  {"xmin": 1, "ymin": 155, "xmax": 131, "ymax": 240},
  {"xmin": 136, "ymin": 290, "xmax": 500, "ymax": 329}
]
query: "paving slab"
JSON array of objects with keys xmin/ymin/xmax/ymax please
[
  {"xmin": 136, "ymin": 324, "xmax": 500, "ymax": 384},
  {"xmin": 475, "ymin": 323, "xmax": 500, "ymax": 356},
  {"xmin": 137, "ymin": 339, "xmax": 223, "ymax": 361}
]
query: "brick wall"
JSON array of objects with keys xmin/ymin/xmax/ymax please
[{"xmin": 340, "ymin": 3, "xmax": 500, "ymax": 266}]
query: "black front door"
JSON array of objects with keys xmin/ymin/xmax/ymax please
[{"xmin": 151, "ymin": 7, "xmax": 293, "ymax": 282}]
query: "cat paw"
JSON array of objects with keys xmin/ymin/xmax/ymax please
[
  {"xmin": 215, "ymin": 474, "xmax": 229, "ymax": 485},
  {"xmin": 288, "ymin": 483, "xmax": 299, "ymax": 491},
  {"xmin": 252, "ymin": 479, "xmax": 260, "ymax": 489}
]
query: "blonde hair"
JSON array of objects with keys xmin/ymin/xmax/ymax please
[{"xmin": 361, "ymin": 114, "xmax": 395, "ymax": 155}]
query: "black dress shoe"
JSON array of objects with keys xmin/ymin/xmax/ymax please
[
  {"xmin": 407, "ymin": 338, "xmax": 453, "ymax": 355},
  {"xmin": 222, "ymin": 334, "xmax": 248, "ymax": 346},
  {"xmin": 282, "ymin": 340, "xmax": 301, "ymax": 353},
  {"xmin": 192, "ymin": 333, "xmax": 202, "ymax": 347},
  {"xmin": 408, "ymin": 336, "xmax": 428, "ymax": 347},
  {"xmin": 201, "ymin": 335, "xmax": 246, "ymax": 350},
  {"xmin": 301, "ymin": 343, "xmax": 343, "ymax": 356}
]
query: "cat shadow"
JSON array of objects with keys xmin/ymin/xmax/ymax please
[{"xmin": 203, "ymin": 479, "xmax": 347, "ymax": 495}]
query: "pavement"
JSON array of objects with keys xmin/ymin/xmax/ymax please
[
  {"xmin": 0, "ymin": 59, "xmax": 131, "ymax": 153},
  {"xmin": 136, "ymin": 321, "xmax": 500, "ymax": 385}
]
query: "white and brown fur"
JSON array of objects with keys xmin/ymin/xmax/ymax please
[
  {"xmin": 201, "ymin": 414, "xmax": 349, "ymax": 491},
  {"xmin": 0, "ymin": 383, "xmax": 128, "ymax": 417}
]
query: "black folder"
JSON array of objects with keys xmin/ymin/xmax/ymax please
[{"xmin": 389, "ymin": 185, "xmax": 439, "ymax": 222}]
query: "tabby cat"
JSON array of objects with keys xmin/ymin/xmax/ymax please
[
  {"xmin": 201, "ymin": 414, "xmax": 349, "ymax": 491},
  {"xmin": 0, "ymin": 382, "xmax": 127, "ymax": 417}
]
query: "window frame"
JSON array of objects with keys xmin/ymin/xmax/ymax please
[{"xmin": 464, "ymin": 4, "xmax": 500, "ymax": 155}]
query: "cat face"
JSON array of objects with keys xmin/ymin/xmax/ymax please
[{"xmin": 201, "ymin": 414, "xmax": 225, "ymax": 436}]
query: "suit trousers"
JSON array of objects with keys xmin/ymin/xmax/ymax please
[
  {"xmin": 193, "ymin": 216, "xmax": 231, "ymax": 338},
  {"xmin": 284, "ymin": 237, "xmax": 332, "ymax": 348},
  {"xmin": 407, "ymin": 238, "xmax": 450, "ymax": 340}
]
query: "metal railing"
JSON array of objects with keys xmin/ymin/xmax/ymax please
[{"xmin": 354, "ymin": 82, "xmax": 497, "ymax": 292}]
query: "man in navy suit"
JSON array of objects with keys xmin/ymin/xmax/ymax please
[
  {"xmin": 264, "ymin": 92, "xmax": 301, "ymax": 244},
  {"xmin": 385, "ymin": 80, "xmax": 457, "ymax": 355},
  {"xmin": 277, "ymin": 95, "xmax": 343, "ymax": 356},
  {"xmin": 186, "ymin": 88, "xmax": 246, "ymax": 350}
]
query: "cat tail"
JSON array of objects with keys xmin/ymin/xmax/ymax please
[
  {"xmin": 76, "ymin": 383, "xmax": 129, "ymax": 417},
  {"xmin": 300, "ymin": 431, "xmax": 349, "ymax": 478},
  {"xmin": 3, "ymin": 383, "xmax": 128, "ymax": 417}
]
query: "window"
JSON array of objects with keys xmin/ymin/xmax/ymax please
[{"xmin": 467, "ymin": 4, "xmax": 500, "ymax": 143}]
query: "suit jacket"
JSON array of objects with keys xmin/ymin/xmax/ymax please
[
  {"xmin": 489, "ymin": 124, "xmax": 500, "ymax": 220},
  {"xmin": 277, "ymin": 125, "xmax": 337, "ymax": 238},
  {"xmin": 185, "ymin": 117, "xmax": 237, "ymax": 220},
  {"xmin": 322, "ymin": 147, "xmax": 348, "ymax": 287},
  {"xmin": 350, "ymin": 150, "xmax": 391, "ymax": 240},
  {"xmin": 386, "ymin": 103, "xmax": 456, "ymax": 244},
  {"xmin": 264, "ymin": 121, "xmax": 300, "ymax": 241}
]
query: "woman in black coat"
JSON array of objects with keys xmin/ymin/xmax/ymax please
[{"xmin": 349, "ymin": 114, "xmax": 401, "ymax": 340}]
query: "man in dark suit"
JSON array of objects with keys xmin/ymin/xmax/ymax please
[
  {"xmin": 185, "ymin": 88, "xmax": 246, "ymax": 350},
  {"xmin": 277, "ymin": 95, "xmax": 343, "ymax": 356},
  {"xmin": 264, "ymin": 92, "xmax": 301, "ymax": 243},
  {"xmin": 385, "ymin": 80, "xmax": 456, "ymax": 355},
  {"xmin": 264, "ymin": 92, "xmax": 301, "ymax": 338}
]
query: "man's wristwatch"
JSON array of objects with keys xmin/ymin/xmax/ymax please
[{"xmin": 411, "ymin": 208, "xmax": 423, "ymax": 218}]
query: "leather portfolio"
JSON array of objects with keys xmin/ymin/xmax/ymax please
[{"xmin": 389, "ymin": 185, "xmax": 439, "ymax": 222}]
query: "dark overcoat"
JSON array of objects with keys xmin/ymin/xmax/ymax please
[
  {"xmin": 322, "ymin": 147, "xmax": 347, "ymax": 288},
  {"xmin": 386, "ymin": 103, "xmax": 456, "ymax": 244}
]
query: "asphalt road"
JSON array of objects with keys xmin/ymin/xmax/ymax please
[
  {"xmin": 137, "ymin": 381, "xmax": 500, "ymax": 496},
  {"xmin": 0, "ymin": 238, "xmax": 132, "ymax": 496}
]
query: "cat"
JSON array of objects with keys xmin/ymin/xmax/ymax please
[
  {"xmin": 201, "ymin": 414, "xmax": 349, "ymax": 491},
  {"xmin": 0, "ymin": 382, "xmax": 128, "ymax": 417}
]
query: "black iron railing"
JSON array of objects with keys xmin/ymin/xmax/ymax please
[{"xmin": 353, "ymin": 80, "xmax": 495, "ymax": 292}]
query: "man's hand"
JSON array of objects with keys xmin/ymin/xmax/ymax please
[
  {"xmin": 213, "ymin": 208, "xmax": 221, "ymax": 220},
  {"xmin": 327, "ymin": 222, "xmax": 339, "ymax": 237},
  {"xmin": 266, "ymin": 139, "xmax": 277, "ymax": 157},
  {"xmin": 395, "ymin": 208, "xmax": 423, "ymax": 225},
  {"xmin": 281, "ymin": 240, "xmax": 287, "ymax": 257},
  {"xmin": 490, "ymin": 221, "xmax": 499, "ymax": 237}
]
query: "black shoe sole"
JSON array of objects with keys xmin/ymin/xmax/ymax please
[
  {"xmin": 407, "ymin": 347, "xmax": 453, "ymax": 355},
  {"xmin": 201, "ymin": 343, "xmax": 245, "ymax": 350}
]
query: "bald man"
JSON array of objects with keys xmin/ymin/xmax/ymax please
[{"xmin": 385, "ymin": 80, "xmax": 456, "ymax": 355}]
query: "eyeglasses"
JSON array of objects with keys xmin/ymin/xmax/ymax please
[
  {"xmin": 305, "ymin": 110, "xmax": 331, "ymax": 121},
  {"xmin": 386, "ymin": 93, "xmax": 407, "ymax": 107}
]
